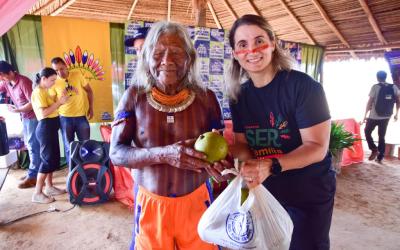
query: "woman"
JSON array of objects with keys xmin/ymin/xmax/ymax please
[
  {"xmin": 31, "ymin": 68, "xmax": 68, "ymax": 204},
  {"xmin": 110, "ymin": 21, "xmax": 230, "ymax": 250},
  {"xmin": 227, "ymin": 14, "xmax": 336, "ymax": 249}
]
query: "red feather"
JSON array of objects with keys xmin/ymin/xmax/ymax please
[{"xmin": 75, "ymin": 46, "xmax": 82, "ymax": 64}]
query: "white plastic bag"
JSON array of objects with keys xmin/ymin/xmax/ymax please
[{"xmin": 198, "ymin": 170, "xmax": 294, "ymax": 250}]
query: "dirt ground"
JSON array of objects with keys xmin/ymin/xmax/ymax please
[{"xmin": 1, "ymin": 156, "xmax": 400, "ymax": 250}]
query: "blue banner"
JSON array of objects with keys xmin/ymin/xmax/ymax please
[{"xmin": 384, "ymin": 51, "xmax": 400, "ymax": 86}]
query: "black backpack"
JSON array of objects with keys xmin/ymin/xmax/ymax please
[{"xmin": 375, "ymin": 83, "xmax": 395, "ymax": 116}]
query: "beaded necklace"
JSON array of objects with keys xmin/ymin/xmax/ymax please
[{"xmin": 146, "ymin": 87, "xmax": 196, "ymax": 123}]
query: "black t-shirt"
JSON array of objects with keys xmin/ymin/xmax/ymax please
[
  {"xmin": 231, "ymin": 70, "xmax": 336, "ymax": 208},
  {"xmin": 230, "ymin": 70, "xmax": 335, "ymax": 205},
  {"xmin": 230, "ymin": 70, "xmax": 330, "ymax": 158}
]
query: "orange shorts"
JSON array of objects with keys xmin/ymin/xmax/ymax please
[{"xmin": 131, "ymin": 183, "xmax": 219, "ymax": 250}]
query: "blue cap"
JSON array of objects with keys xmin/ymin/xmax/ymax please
[
  {"xmin": 124, "ymin": 27, "xmax": 149, "ymax": 47},
  {"xmin": 376, "ymin": 70, "xmax": 387, "ymax": 80}
]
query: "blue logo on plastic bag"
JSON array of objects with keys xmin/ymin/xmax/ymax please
[{"xmin": 226, "ymin": 211, "xmax": 254, "ymax": 243}]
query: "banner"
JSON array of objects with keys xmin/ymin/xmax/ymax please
[
  {"xmin": 124, "ymin": 22, "xmax": 322, "ymax": 120},
  {"xmin": 42, "ymin": 16, "xmax": 113, "ymax": 122},
  {"xmin": 384, "ymin": 51, "xmax": 400, "ymax": 87},
  {"xmin": 125, "ymin": 22, "xmax": 232, "ymax": 120}
]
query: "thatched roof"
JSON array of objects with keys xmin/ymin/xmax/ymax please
[{"xmin": 28, "ymin": 0, "xmax": 400, "ymax": 60}]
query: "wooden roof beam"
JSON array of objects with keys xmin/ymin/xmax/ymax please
[
  {"xmin": 358, "ymin": 0, "xmax": 388, "ymax": 45},
  {"xmin": 247, "ymin": 0, "xmax": 262, "ymax": 16},
  {"xmin": 222, "ymin": 0, "xmax": 238, "ymax": 19},
  {"xmin": 207, "ymin": 1, "xmax": 222, "ymax": 29},
  {"xmin": 277, "ymin": 0, "xmax": 316, "ymax": 45},
  {"xmin": 127, "ymin": 0, "xmax": 140, "ymax": 21},
  {"xmin": 326, "ymin": 42, "xmax": 400, "ymax": 53},
  {"xmin": 310, "ymin": 0, "xmax": 357, "ymax": 58},
  {"xmin": 51, "ymin": 0, "xmax": 77, "ymax": 16},
  {"xmin": 32, "ymin": 0, "xmax": 54, "ymax": 15}
]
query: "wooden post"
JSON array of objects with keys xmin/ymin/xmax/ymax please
[{"xmin": 193, "ymin": 0, "xmax": 206, "ymax": 27}]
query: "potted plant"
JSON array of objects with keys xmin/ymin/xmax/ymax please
[{"xmin": 329, "ymin": 122, "xmax": 359, "ymax": 173}]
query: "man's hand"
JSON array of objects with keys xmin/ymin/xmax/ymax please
[
  {"xmin": 88, "ymin": 107, "xmax": 94, "ymax": 120},
  {"xmin": 199, "ymin": 129, "xmax": 233, "ymax": 182},
  {"xmin": 7, "ymin": 104, "xmax": 19, "ymax": 113},
  {"xmin": 360, "ymin": 116, "xmax": 367, "ymax": 125},
  {"xmin": 204, "ymin": 156, "xmax": 234, "ymax": 183},
  {"xmin": 163, "ymin": 139, "xmax": 210, "ymax": 173},
  {"xmin": 87, "ymin": 107, "xmax": 94, "ymax": 120}
]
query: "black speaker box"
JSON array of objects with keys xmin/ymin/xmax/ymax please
[{"xmin": 67, "ymin": 140, "xmax": 113, "ymax": 205}]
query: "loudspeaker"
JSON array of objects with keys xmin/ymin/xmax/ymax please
[
  {"xmin": 0, "ymin": 120, "xmax": 9, "ymax": 157},
  {"xmin": 67, "ymin": 140, "xmax": 113, "ymax": 205}
]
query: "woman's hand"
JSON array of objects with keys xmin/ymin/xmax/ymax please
[
  {"xmin": 240, "ymin": 159, "xmax": 272, "ymax": 188},
  {"xmin": 59, "ymin": 90, "xmax": 69, "ymax": 104},
  {"xmin": 70, "ymin": 86, "xmax": 79, "ymax": 94},
  {"xmin": 163, "ymin": 139, "xmax": 210, "ymax": 173}
]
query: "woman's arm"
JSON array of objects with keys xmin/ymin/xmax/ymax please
[
  {"xmin": 238, "ymin": 119, "xmax": 331, "ymax": 188},
  {"xmin": 278, "ymin": 119, "xmax": 331, "ymax": 171},
  {"xmin": 39, "ymin": 92, "xmax": 68, "ymax": 118},
  {"xmin": 229, "ymin": 133, "xmax": 253, "ymax": 162}
]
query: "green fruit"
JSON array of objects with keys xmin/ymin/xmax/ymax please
[
  {"xmin": 241, "ymin": 188, "xmax": 249, "ymax": 205},
  {"xmin": 194, "ymin": 132, "xmax": 228, "ymax": 163}
]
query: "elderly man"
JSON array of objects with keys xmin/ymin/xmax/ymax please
[
  {"xmin": 0, "ymin": 61, "xmax": 40, "ymax": 188},
  {"xmin": 50, "ymin": 57, "xmax": 94, "ymax": 164},
  {"xmin": 110, "ymin": 21, "xmax": 231, "ymax": 250}
]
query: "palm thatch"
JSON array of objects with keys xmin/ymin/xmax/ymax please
[{"xmin": 28, "ymin": 0, "xmax": 400, "ymax": 60}]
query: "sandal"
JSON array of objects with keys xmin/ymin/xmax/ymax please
[
  {"xmin": 32, "ymin": 193, "xmax": 55, "ymax": 204},
  {"xmin": 45, "ymin": 186, "xmax": 67, "ymax": 196}
]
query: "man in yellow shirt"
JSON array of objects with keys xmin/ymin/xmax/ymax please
[{"xmin": 50, "ymin": 57, "xmax": 94, "ymax": 164}]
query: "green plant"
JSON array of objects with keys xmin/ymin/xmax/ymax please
[{"xmin": 329, "ymin": 122, "xmax": 359, "ymax": 157}]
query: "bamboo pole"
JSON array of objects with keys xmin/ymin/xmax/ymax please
[
  {"xmin": 168, "ymin": 0, "xmax": 172, "ymax": 21},
  {"xmin": 277, "ymin": 0, "xmax": 316, "ymax": 45},
  {"xmin": 222, "ymin": 0, "xmax": 238, "ymax": 19},
  {"xmin": 358, "ymin": 0, "xmax": 387, "ymax": 45},
  {"xmin": 310, "ymin": 0, "xmax": 357, "ymax": 58},
  {"xmin": 207, "ymin": 1, "xmax": 222, "ymax": 29},
  {"xmin": 247, "ymin": 0, "xmax": 261, "ymax": 16},
  {"xmin": 127, "ymin": 0, "xmax": 140, "ymax": 21}
]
